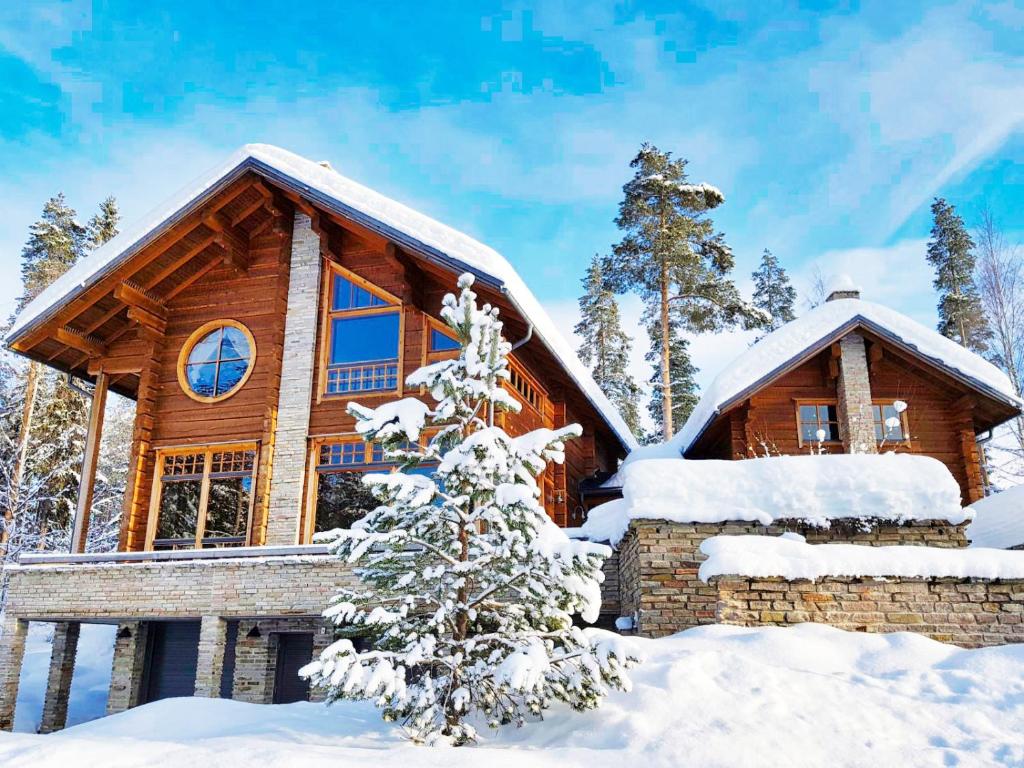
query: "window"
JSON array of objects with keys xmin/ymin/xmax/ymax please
[
  {"xmin": 178, "ymin": 320, "xmax": 256, "ymax": 403},
  {"xmin": 309, "ymin": 437, "xmax": 439, "ymax": 537},
  {"xmin": 429, "ymin": 327, "xmax": 460, "ymax": 354},
  {"xmin": 872, "ymin": 403, "xmax": 907, "ymax": 442},
  {"xmin": 148, "ymin": 445, "xmax": 257, "ymax": 550},
  {"xmin": 322, "ymin": 267, "xmax": 402, "ymax": 397},
  {"xmin": 797, "ymin": 402, "xmax": 840, "ymax": 444}
]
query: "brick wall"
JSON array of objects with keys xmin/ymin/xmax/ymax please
[
  {"xmin": 711, "ymin": 575, "xmax": 1024, "ymax": 648},
  {"xmin": 614, "ymin": 518, "xmax": 968, "ymax": 637},
  {"xmin": 3, "ymin": 553, "xmax": 359, "ymax": 621}
]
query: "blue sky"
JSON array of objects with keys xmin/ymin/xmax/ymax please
[{"xmin": 1, "ymin": 1, "xmax": 1022, "ymax": 412}]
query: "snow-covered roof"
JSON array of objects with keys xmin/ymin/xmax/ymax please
[
  {"xmin": 699, "ymin": 532, "xmax": 1024, "ymax": 582},
  {"xmin": 6, "ymin": 144, "xmax": 637, "ymax": 450},
  {"xmin": 669, "ymin": 297, "xmax": 1022, "ymax": 455},
  {"xmin": 576, "ymin": 453, "xmax": 970, "ymax": 545},
  {"xmin": 966, "ymin": 484, "xmax": 1024, "ymax": 549}
]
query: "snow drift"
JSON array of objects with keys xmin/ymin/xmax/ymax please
[
  {"xmin": 967, "ymin": 484, "xmax": 1024, "ymax": 549},
  {"xmin": 576, "ymin": 453, "xmax": 969, "ymax": 545},
  {"xmin": 3, "ymin": 624, "xmax": 1024, "ymax": 767}
]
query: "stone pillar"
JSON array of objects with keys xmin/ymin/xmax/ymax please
[
  {"xmin": 308, "ymin": 621, "xmax": 333, "ymax": 703},
  {"xmin": 39, "ymin": 621, "xmax": 81, "ymax": 733},
  {"xmin": 231, "ymin": 621, "xmax": 276, "ymax": 703},
  {"xmin": 107, "ymin": 622, "xmax": 148, "ymax": 715},
  {"xmin": 194, "ymin": 616, "xmax": 228, "ymax": 698},
  {"xmin": 0, "ymin": 615, "xmax": 29, "ymax": 731},
  {"xmin": 266, "ymin": 212, "xmax": 322, "ymax": 545},
  {"xmin": 836, "ymin": 333, "xmax": 877, "ymax": 455}
]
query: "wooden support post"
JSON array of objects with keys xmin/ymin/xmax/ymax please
[{"xmin": 72, "ymin": 370, "xmax": 108, "ymax": 554}]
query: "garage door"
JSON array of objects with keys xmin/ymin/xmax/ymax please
[{"xmin": 142, "ymin": 621, "xmax": 201, "ymax": 704}]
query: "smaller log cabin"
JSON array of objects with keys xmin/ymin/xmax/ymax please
[
  {"xmin": 0, "ymin": 144, "xmax": 634, "ymax": 731},
  {"xmin": 661, "ymin": 284, "xmax": 1023, "ymax": 505}
]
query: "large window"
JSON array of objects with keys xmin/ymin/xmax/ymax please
[
  {"xmin": 148, "ymin": 445, "xmax": 257, "ymax": 550},
  {"xmin": 309, "ymin": 438, "xmax": 438, "ymax": 538},
  {"xmin": 177, "ymin": 321, "xmax": 256, "ymax": 403},
  {"xmin": 797, "ymin": 402, "xmax": 840, "ymax": 444},
  {"xmin": 322, "ymin": 266, "xmax": 402, "ymax": 397}
]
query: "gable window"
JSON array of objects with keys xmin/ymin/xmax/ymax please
[
  {"xmin": 178, "ymin": 320, "xmax": 256, "ymax": 403},
  {"xmin": 797, "ymin": 402, "xmax": 840, "ymax": 444},
  {"xmin": 322, "ymin": 266, "xmax": 403, "ymax": 397},
  {"xmin": 429, "ymin": 327, "xmax": 460, "ymax": 354},
  {"xmin": 872, "ymin": 403, "xmax": 908, "ymax": 442},
  {"xmin": 148, "ymin": 444, "xmax": 257, "ymax": 550}
]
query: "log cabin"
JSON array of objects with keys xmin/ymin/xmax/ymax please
[
  {"xmin": 617, "ymin": 282, "xmax": 1023, "ymax": 506},
  {"xmin": 0, "ymin": 144, "xmax": 635, "ymax": 731}
]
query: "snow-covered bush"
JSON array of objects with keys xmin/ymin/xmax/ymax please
[{"xmin": 301, "ymin": 274, "xmax": 636, "ymax": 745}]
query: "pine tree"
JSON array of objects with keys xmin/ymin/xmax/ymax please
[
  {"xmin": 645, "ymin": 314, "xmax": 699, "ymax": 434},
  {"xmin": 575, "ymin": 256, "xmax": 642, "ymax": 437},
  {"xmin": 86, "ymin": 196, "xmax": 120, "ymax": 249},
  {"xmin": 927, "ymin": 198, "xmax": 990, "ymax": 353},
  {"xmin": 751, "ymin": 248, "xmax": 796, "ymax": 338},
  {"xmin": 603, "ymin": 143, "xmax": 765, "ymax": 439},
  {"xmin": 302, "ymin": 275, "xmax": 636, "ymax": 745},
  {"xmin": 18, "ymin": 193, "xmax": 87, "ymax": 311}
]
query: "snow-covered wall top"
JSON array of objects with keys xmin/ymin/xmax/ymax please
[
  {"xmin": 966, "ymin": 484, "xmax": 1024, "ymax": 549},
  {"xmin": 6, "ymin": 144, "xmax": 637, "ymax": 449},
  {"xmin": 699, "ymin": 532, "xmax": 1024, "ymax": 582},
  {"xmin": 575, "ymin": 453, "xmax": 970, "ymax": 545},
  {"xmin": 663, "ymin": 297, "xmax": 1022, "ymax": 457}
]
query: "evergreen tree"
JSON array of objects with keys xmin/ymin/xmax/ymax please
[
  {"xmin": 751, "ymin": 248, "xmax": 796, "ymax": 338},
  {"xmin": 86, "ymin": 196, "xmax": 120, "ymax": 249},
  {"xmin": 575, "ymin": 255, "xmax": 642, "ymax": 437},
  {"xmin": 645, "ymin": 313, "xmax": 699, "ymax": 434},
  {"xmin": 18, "ymin": 193, "xmax": 87, "ymax": 311},
  {"xmin": 302, "ymin": 275, "xmax": 636, "ymax": 745},
  {"xmin": 603, "ymin": 143, "xmax": 765, "ymax": 439},
  {"xmin": 927, "ymin": 198, "xmax": 990, "ymax": 353}
]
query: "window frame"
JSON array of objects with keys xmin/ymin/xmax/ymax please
[
  {"xmin": 144, "ymin": 441, "xmax": 259, "ymax": 551},
  {"xmin": 422, "ymin": 315, "xmax": 461, "ymax": 364},
  {"xmin": 177, "ymin": 320, "xmax": 257, "ymax": 404},
  {"xmin": 317, "ymin": 262, "xmax": 405, "ymax": 402},
  {"xmin": 794, "ymin": 399, "xmax": 842, "ymax": 448},
  {"xmin": 871, "ymin": 400, "xmax": 911, "ymax": 444},
  {"xmin": 303, "ymin": 433, "xmax": 439, "ymax": 543}
]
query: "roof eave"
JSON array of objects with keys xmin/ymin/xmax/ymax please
[{"xmin": 682, "ymin": 315, "xmax": 1023, "ymax": 456}]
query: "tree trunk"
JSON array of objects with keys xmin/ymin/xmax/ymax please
[
  {"xmin": 1, "ymin": 361, "xmax": 40, "ymax": 552},
  {"xmin": 660, "ymin": 258, "xmax": 673, "ymax": 440}
]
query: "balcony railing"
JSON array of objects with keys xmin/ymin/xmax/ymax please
[{"xmin": 326, "ymin": 360, "xmax": 399, "ymax": 394}]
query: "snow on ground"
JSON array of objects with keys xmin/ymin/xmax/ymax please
[
  {"xmin": 700, "ymin": 532, "xmax": 1024, "ymax": 581},
  {"xmin": 2, "ymin": 623, "xmax": 1024, "ymax": 767},
  {"xmin": 967, "ymin": 484, "xmax": 1024, "ymax": 549},
  {"xmin": 576, "ymin": 453, "xmax": 968, "ymax": 545}
]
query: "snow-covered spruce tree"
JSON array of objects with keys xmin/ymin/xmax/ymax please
[
  {"xmin": 751, "ymin": 248, "xmax": 796, "ymax": 338},
  {"xmin": 301, "ymin": 274, "xmax": 636, "ymax": 746},
  {"xmin": 604, "ymin": 143, "xmax": 766, "ymax": 439},
  {"xmin": 86, "ymin": 195, "xmax": 120, "ymax": 250},
  {"xmin": 645, "ymin": 312, "xmax": 699, "ymax": 435},
  {"xmin": 575, "ymin": 255, "xmax": 642, "ymax": 437},
  {"xmin": 927, "ymin": 197, "xmax": 990, "ymax": 354}
]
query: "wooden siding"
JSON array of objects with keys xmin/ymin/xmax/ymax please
[{"xmin": 688, "ymin": 334, "xmax": 990, "ymax": 504}]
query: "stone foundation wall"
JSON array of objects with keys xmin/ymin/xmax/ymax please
[
  {"xmin": 615, "ymin": 518, "xmax": 968, "ymax": 638},
  {"xmin": 711, "ymin": 575, "xmax": 1024, "ymax": 648}
]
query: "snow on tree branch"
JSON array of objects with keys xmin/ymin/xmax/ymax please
[{"xmin": 301, "ymin": 273, "xmax": 637, "ymax": 745}]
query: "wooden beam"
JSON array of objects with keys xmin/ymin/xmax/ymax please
[
  {"xmin": 114, "ymin": 281, "xmax": 167, "ymax": 321},
  {"xmin": 230, "ymin": 196, "xmax": 266, "ymax": 228},
  {"xmin": 88, "ymin": 357, "xmax": 143, "ymax": 376},
  {"xmin": 71, "ymin": 370, "xmax": 108, "ymax": 554},
  {"xmin": 55, "ymin": 327, "xmax": 106, "ymax": 359},
  {"xmin": 143, "ymin": 233, "xmax": 218, "ymax": 291},
  {"xmin": 206, "ymin": 213, "xmax": 250, "ymax": 273},
  {"xmin": 126, "ymin": 305, "xmax": 167, "ymax": 336}
]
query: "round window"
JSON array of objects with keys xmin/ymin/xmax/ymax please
[{"xmin": 177, "ymin": 320, "xmax": 256, "ymax": 403}]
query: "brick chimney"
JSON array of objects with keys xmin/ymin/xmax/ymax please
[{"xmin": 826, "ymin": 274, "xmax": 861, "ymax": 303}]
